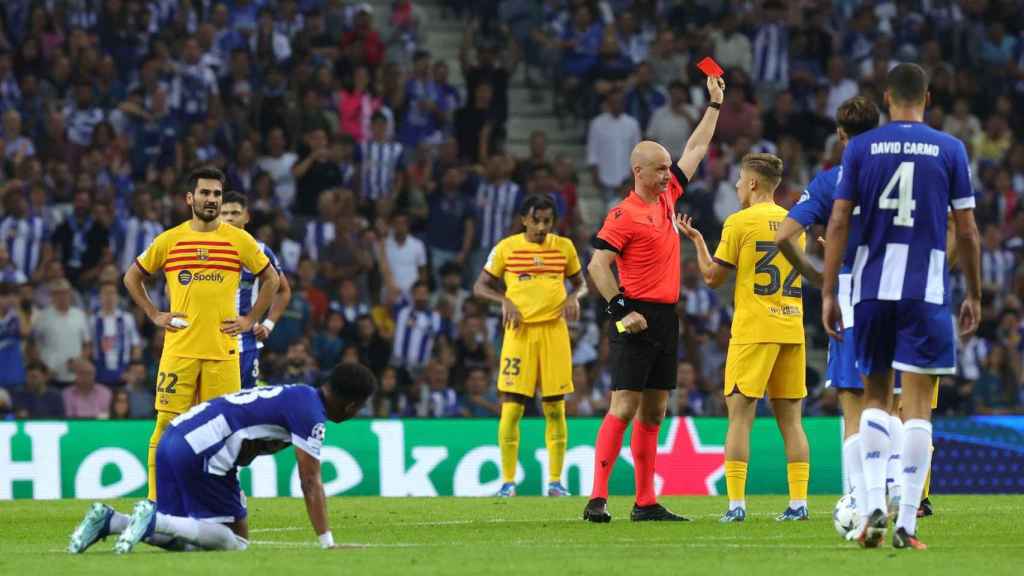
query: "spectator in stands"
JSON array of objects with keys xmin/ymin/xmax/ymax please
[
  {"xmin": 121, "ymin": 360, "xmax": 154, "ymax": 419},
  {"xmin": 360, "ymin": 111, "xmax": 405, "ymax": 214},
  {"xmin": 646, "ymin": 80, "xmax": 696, "ymax": 159},
  {"xmin": 292, "ymin": 127, "xmax": 346, "ymax": 217},
  {"xmin": 712, "ymin": 12, "xmax": 752, "ymax": 76},
  {"xmin": 391, "ymin": 281, "xmax": 443, "ymax": 375},
  {"xmin": 0, "ymin": 282, "xmax": 29, "ymax": 390},
  {"xmin": 258, "ymin": 126, "xmax": 299, "ymax": 210},
  {"xmin": 62, "ymin": 360, "xmax": 111, "ymax": 419},
  {"xmin": 342, "ymin": 7, "xmax": 385, "ymax": 69},
  {"xmin": 355, "ymin": 314, "xmax": 392, "ymax": 376},
  {"xmin": 313, "ymin": 310, "xmax": 347, "ymax": 372},
  {"xmin": 455, "ymin": 82, "xmax": 501, "ymax": 164},
  {"xmin": 109, "ymin": 388, "xmax": 131, "ymax": 419},
  {"xmin": 425, "ymin": 168, "xmax": 475, "ymax": 284},
  {"xmin": 91, "ymin": 281, "xmax": 141, "ymax": 387},
  {"xmin": 419, "ymin": 359, "xmax": 461, "ymax": 417},
  {"xmin": 472, "ymin": 154, "xmax": 522, "ymax": 269},
  {"xmin": 586, "ymin": 89, "xmax": 640, "ymax": 205},
  {"xmin": 462, "ymin": 366, "xmax": 500, "ymax": 417},
  {"xmin": 372, "ymin": 366, "xmax": 409, "ymax": 417},
  {"xmin": 400, "ymin": 50, "xmax": 447, "ymax": 147},
  {"xmin": 32, "ymin": 278, "xmax": 90, "ymax": 386},
  {"xmin": 384, "ymin": 211, "xmax": 428, "ymax": 297},
  {"xmin": 625, "ymin": 62, "xmax": 665, "ymax": 132},
  {"xmin": 0, "ymin": 245, "xmax": 28, "ymax": 285},
  {"xmin": 0, "ymin": 186, "xmax": 51, "ymax": 281},
  {"xmin": 12, "ymin": 362, "xmax": 63, "ymax": 419}
]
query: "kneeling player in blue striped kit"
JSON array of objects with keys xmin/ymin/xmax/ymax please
[{"xmin": 67, "ymin": 363, "xmax": 376, "ymax": 553}]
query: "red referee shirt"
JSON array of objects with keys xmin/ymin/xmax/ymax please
[{"xmin": 595, "ymin": 173, "xmax": 684, "ymax": 304}]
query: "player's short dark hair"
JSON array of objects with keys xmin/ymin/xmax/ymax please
[
  {"xmin": 186, "ymin": 166, "xmax": 225, "ymax": 194},
  {"xmin": 519, "ymin": 194, "xmax": 557, "ymax": 217},
  {"xmin": 440, "ymin": 261, "xmax": 462, "ymax": 277},
  {"xmin": 836, "ymin": 96, "xmax": 880, "ymax": 137},
  {"xmin": 886, "ymin": 63, "xmax": 928, "ymax": 105},
  {"xmin": 328, "ymin": 362, "xmax": 378, "ymax": 403},
  {"xmin": 741, "ymin": 153, "xmax": 784, "ymax": 187},
  {"xmin": 222, "ymin": 190, "xmax": 247, "ymax": 208}
]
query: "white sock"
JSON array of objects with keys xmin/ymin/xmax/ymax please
[
  {"xmin": 896, "ymin": 419, "xmax": 933, "ymax": 535},
  {"xmin": 886, "ymin": 415, "xmax": 904, "ymax": 502},
  {"xmin": 109, "ymin": 511, "xmax": 130, "ymax": 534},
  {"xmin": 859, "ymin": 408, "xmax": 891, "ymax": 515},
  {"xmin": 789, "ymin": 499, "xmax": 807, "ymax": 509},
  {"xmin": 729, "ymin": 499, "xmax": 746, "ymax": 511},
  {"xmin": 155, "ymin": 513, "xmax": 199, "ymax": 542},
  {"xmin": 843, "ymin": 434, "xmax": 868, "ymax": 519},
  {"xmin": 154, "ymin": 514, "xmax": 244, "ymax": 550}
]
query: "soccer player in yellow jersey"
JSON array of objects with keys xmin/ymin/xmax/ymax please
[
  {"xmin": 123, "ymin": 167, "xmax": 280, "ymax": 501},
  {"xmin": 473, "ymin": 194, "xmax": 587, "ymax": 497},
  {"xmin": 678, "ymin": 153, "xmax": 811, "ymax": 522}
]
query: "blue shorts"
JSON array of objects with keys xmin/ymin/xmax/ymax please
[
  {"xmin": 825, "ymin": 328, "xmax": 862, "ymax": 390},
  {"xmin": 156, "ymin": 427, "xmax": 247, "ymax": 523},
  {"xmin": 240, "ymin": 349, "xmax": 260, "ymax": 390},
  {"xmin": 853, "ymin": 300, "xmax": 956, "ymax": 377}
]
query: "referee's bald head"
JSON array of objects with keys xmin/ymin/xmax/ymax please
[{"xmin": 630, "ymin": 140, "xmax": 670, "ymax": 169}]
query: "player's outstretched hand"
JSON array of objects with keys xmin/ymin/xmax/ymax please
[
  {"xmin": 502, "ymin": 298, "xmax": 524, "ymax": 330},
  {"xmin": 562, "ymin": 296, "xmax": 581, "ymax": 322},
  {"xmin": 707, "ymin": 76, "xmax": 725, "ymax": 104},
  {"xmin": 822, "ymin": 294, "xmax": 844, "ymax": 340},
  {"xmin": 675, "ymin": 214, "xmax": 702, "ymax": 242},
  {"xmin": 221, "ymin": 316, "xmax": 255, "ymax": 336},
  {"xmin": 151, "ymin": 311, "xmax": 187, "ymax": 333},
  {"xmin": 958, "ymin": 297, "xmax": 981, "ymax": 338},
  {"xmin": 620, "ymin": 310, "xmax": 648, "ymax": 333}
]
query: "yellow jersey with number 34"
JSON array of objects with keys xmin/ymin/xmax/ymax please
[
  {"xmin": 136, "ymin": 221, "xmax": 270, "ymax": 360},
  {"xmin": 713, "ymin": 202, "xmax": 804, "ymax": 344},
  {"xmin": 484, "ymin": 233, "xmax": 582, "ymax": 324}
]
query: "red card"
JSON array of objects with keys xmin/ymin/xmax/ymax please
[{"xmin": 697, "ymin": 56, "xmax": 724, "ymax": 77}]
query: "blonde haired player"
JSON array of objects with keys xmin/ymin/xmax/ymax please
[
  {"xmin": 678, "ymin": 153, "xmax": 811, "ymax": 522},
  {"xmin": 473, "ymin": 194, "xmax": 586, "ymax": 497},
  {"xmin": 123, "ymin": 166, "xmax": 280, "ymax": 501}
]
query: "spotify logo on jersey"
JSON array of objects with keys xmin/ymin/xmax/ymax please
[{"xmin": 177, "ymin": 270, "xmax": 225, "ymax": 285}]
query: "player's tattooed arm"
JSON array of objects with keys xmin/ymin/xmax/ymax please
[
  {"xmin": 295, "ymin": 446, "xmax": 333, "ymax": 548},
  {"xmin": 776, "ymin": 217, "xmax": 822, "ymax": 287}
]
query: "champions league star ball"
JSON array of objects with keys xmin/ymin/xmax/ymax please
[{"xmin": 833, "ymin": 494, "xmax": 859, "ymax": 538}]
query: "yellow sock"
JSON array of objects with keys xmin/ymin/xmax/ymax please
[
  {"xmin": 923, "ymin": 444, "xmax": 933, "ymax": 499},
  {"xmin": 543, "ymin": 400, "xmax": 567, "ymax": 483},
  {"xmin": 498, "ymin": 402, "xmax": 524, "ymax": 484},
  {"xmin": 787, "ymin": 462, "xmax": 810, "ymax": 505},
  {"xmin": 725, "ymin": 460, "xmax": 748, "ymax": 506},
  {"xmin": 146, "ymin": 411, "xmax": 177, "ymax": 501}
]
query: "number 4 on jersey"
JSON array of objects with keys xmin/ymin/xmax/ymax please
[{"xmin": 879, "ymin": 161, "xmax": 916, "ymax": 227}]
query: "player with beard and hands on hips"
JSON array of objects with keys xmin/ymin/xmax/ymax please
[
  {"xmin": 822, "ymin": 63, "xmax": 982, "ymax": 550},
  {"xmin": 220, "ymin": 191, "xmax": 293, "ymax": 389},
  {"xmin": 67, "ymin": 362, "xmax": 376, "ymax": 554},
  {"xmin": 583, "ymin": 75, "xmax": 724, "ymax": 522},
  {"xmin": 679, "ymin": 154, "xmax": 811, "ymax": 523},
  {"xmin": 122, "ymin": 166, "xmax": 280, "ymax": 502},
  {"xmin": 473, "ymin": 194, "xmax": 586, "ymax": 497}
]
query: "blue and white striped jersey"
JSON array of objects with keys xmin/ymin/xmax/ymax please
[
  {"xmin": 835, "ymin": 121, "xmax": 975, "ymax": 306},
  {"xmin": 391, "ymin": 304, "xmax": 443, "ymax": 370},
  {"xmin": 237, "ymin": 241, "xmax": 283, "ymax": 354},
  {"xmin": 115, "ymin": 217, "xmax": 164, "ymax": 272},
  {"xmin": 475, "ymin": 179, "xmax": 521, "ymax": 251},
  {"xmin": 753, "ymin": 23, "xmax": 789, "ymax": 86},
  {"xmin": 168, "ymin": 385, "xmax": 327, "ymax": 476},
  {"xmin": 0, "ymin": 215, "xmax": 48, "ymax": 278},
  {"xmin": 359, "ymin": 140, "xmax": 404, "ymax": 201},
  {"xmin": 92, "ymin": 309, "xmax": 141, "ymax": 385}
]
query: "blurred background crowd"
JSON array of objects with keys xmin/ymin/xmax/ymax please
[{"xmin": 0, "ymin": 0, "xmax": 1022, "ymax": 421}]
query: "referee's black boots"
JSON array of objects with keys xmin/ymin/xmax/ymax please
[
  {"xmin": 582, "ymin": 498, "xmax": 612, "ymax": 523},
  {"xmin": 630, "ymin": 503, "xmax": 691, "ymax": 522}
]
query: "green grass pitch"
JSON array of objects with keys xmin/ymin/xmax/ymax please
[{"xmin": 3, "ymin": 495, "xmax": 1022, "ymax": 575}]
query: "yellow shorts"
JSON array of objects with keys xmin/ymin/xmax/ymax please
[
  {"xmin": 154, "ymin": 355, "xmax": 241, "ymax": 414},
  {"xmin": 497, "ymin": 319, "xmax": 574, "ymax": 399},
  {"xmin": 724, "ymin": 342, "xmax": 807, "ymax": 399}
]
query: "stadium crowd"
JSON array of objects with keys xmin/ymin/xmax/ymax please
[{"xmin": 0, "ymin": 0, "xmax": 1022, "ymax": 421}]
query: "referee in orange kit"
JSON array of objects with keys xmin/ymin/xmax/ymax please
[{"xmin": 583, "ymin": 75, "xmax": 725, "ymax": 522}]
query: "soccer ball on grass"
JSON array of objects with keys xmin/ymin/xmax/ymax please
[{"xmin": 833, "ymin": 494, "xmax": 859, "ymax": 538}]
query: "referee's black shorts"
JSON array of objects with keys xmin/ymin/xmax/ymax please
[{"xmin": 608, "ymin": 299, "xmax": 679, "ymax": 392}]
